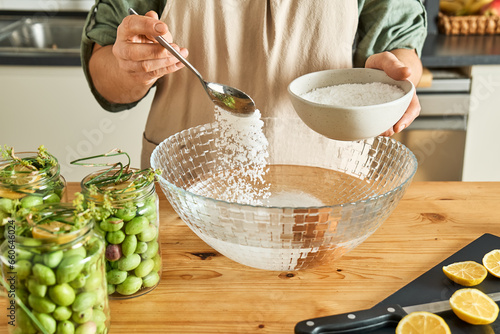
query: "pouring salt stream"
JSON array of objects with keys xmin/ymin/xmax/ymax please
[{"xmin": 186, "ymin": 108, "xmax": 380, "ymax": 207}]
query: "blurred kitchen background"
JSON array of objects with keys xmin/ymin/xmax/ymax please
[{"xmin": 0, "ymin": 0, "xmax": 499, "ymax": 182}]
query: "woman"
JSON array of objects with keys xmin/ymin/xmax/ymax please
[{"xmin": 81, "ymin": 0, "xmax": 427, "ymax": 167}]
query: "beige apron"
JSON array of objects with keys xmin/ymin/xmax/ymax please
[{"xmin": 142, "ymin": 0, "xmax": 358, "ymax": 168}]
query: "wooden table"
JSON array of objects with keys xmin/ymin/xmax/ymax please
[{"xmin": 2, "ymin": 182, "xmax": 500, "ymax": 333}]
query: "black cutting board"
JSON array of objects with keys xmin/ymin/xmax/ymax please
[{"xmin": 369, "ymin": 233, "xmax": 500, "ymax": 333}]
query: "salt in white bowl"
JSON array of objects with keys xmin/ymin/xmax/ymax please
[{"xmin": 288, "ymin": 68, "xmax": 414, "ymax": 141}]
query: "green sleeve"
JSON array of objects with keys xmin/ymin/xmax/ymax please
[
  {"xmin": 355, "ymin": 0, "xmax": 427, "ymax": 68},
  {"xmin": 80, "ymin": 0, "xmax": 167, "ymax": 112}
]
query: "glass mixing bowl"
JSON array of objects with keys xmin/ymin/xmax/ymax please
[{"xmin": 151, "ymin": 117, "xmax": 417, "ymax": 271}]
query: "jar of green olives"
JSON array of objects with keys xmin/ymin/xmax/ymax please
[
  {"xmin": 80, "ymin": 167, "xmax": 162, "ymax": 299},
  {"xmin": 0, "ymin": 202, "xmax": 110, "ymax": 334},
  {"xmin": 0, "ymin": 147, "xmax": 66, "ymax": 244}
]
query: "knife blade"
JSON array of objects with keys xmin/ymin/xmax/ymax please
[{"xmin": 294, "ymin": 291, "xmax": 500, "ymax": 334}]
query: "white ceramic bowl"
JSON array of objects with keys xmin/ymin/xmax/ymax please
[{"xmin": 288, "ymin": 68, "xmax": 414, "ymax": 141}]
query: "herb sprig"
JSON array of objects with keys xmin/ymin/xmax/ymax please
[
  {"xmin": 0, "ymin": 145, "xmax": 57, "ymax": 173},
  {"xmin": 71, "ymin": 148, "xmax": 161, "ymax": 195}
]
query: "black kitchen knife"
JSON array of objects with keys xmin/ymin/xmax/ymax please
[{"xmin": 294, "ymin": 291, "xmax": 500, "ymax": 334}]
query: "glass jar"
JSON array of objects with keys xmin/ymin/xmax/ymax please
[
  {"xmin": 0, "ymin": 151, "xmax": 67, "ymax": 244},
  {"xmin": 81, "ymin": 168, "xmax": 162, "ymax": 299},
  {"xmin": 0, "ymin": 203, "xmax": 110, "ymax": 334}
]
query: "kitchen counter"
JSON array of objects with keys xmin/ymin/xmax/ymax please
[
  {"xmin": 421, "ymin": 33, "xmax": 500, "ymax": 67},
  {"xmin": 2, "ymin": 181, "xmax": 499, "ymax": 333}
]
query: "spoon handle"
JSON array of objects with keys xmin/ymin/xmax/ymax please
[{"xmin": 127, "ymin": 8, "xmax": 205, "ymax": 84}]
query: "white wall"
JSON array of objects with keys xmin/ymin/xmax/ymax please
[
  {"xmin": 0, "ymin": 65, "xmax": 152, "ymax": 183},
  {"xmin": 463, "ymin": 65, "xmax": 500, "ymax": 181}
]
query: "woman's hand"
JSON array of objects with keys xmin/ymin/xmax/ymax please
[
  {"xmin": 111, "ymin": 10, "xmax": 188, "ymax": 85},
  {"xmin": 89, "ymin": 11, "xmax": 188, "ymax": 105},
  {"xmin": 365, "ymin": 50, "xmax": 422, "ymax": 136}
]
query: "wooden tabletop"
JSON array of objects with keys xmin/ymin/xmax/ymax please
[{"xmin": 2, "ymin": 181, "xmax": 500, "ymax": 333}]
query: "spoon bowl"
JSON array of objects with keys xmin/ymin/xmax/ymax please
[{"xmin": 129, "ymin": 8, "xmax": 256, "ymax": 116}]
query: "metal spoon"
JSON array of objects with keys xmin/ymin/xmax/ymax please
[{"xmin": 128, "ymin": 8, "xmax": 256, "ymax": 116}]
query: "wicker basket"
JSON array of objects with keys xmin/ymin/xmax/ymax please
[{"xmin": 438, "ymin": 12, "xmax": 500, "ymax": 35}]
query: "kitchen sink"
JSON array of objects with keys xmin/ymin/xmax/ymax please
[{"xmin": 0, "ymin": 16, "xmax": 85, "ymax": 54}]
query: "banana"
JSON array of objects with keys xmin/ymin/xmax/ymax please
[
  {"xmin": 440, "ymin": 0, "xmax": 464, "ymax": 15},
  {"xmin": 440, "ymin": 0, "xmax": 494, "ymax": 15},
  {"xmin": 468, "ymin": 0, "xmax": 494, "ymax": 14}
]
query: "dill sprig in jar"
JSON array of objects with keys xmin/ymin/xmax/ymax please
[
  {"xmin": 0, "ymin": 201, "xmax": 110, "ymax": 334},
  {"xmin": 0, "ymin": 146, "xmax": 66, "ymax": 243},
  {"xmin": 73, "ymin": 149, "xmax": 162, "ymax": 299}
]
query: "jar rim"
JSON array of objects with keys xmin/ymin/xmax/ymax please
[
  {"xmin": 80, "ymin": 167, "xmax": 155, "ymax": 203},
  {"xmin": 0, "ymin": 151, "xmax": 61, "ymax": 187}
]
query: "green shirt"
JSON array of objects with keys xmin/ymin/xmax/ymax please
[{"xmin": 81, "ymin": 0, "xmax": 427, "ymax": 112}]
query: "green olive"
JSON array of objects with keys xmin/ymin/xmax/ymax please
[
  {"xmin": 121, "ymin": 235, "xmax": 137, "ymax": 257},
  {"xmin": 141, "ymin": 241, "xmax": 159, "ymax": 260},
  {"xmin": 100, "ymin": 216, "xmax": 124, "ymax": 232},
  {"xmin": 34, "ymin": 313, "xmax": 57, "ymax": 334},
  {"xmin": 72, "ymin": 292, "xmax": 97, "ymax": 312},
  {"xmin": 136, "ymin": 201, "xmax": 156, "ymax": 218},
  {"xmin": 115, "ymin": 206, "xmax": 136, "ymax": 221},
  {"xmin": 137, "ymin": 224, "xmax": 157, "ymax": 242},
  {"xmin": 0, "ymin": 197, "xmax": 14, "ymax": 213},
  {"xmin": 43, "ymin": 250, "xmax": 64, "ymax": 268},
  {"xmin": 152, "ymin": 253, "xmax": 162, "ymax": 273},
  {"xmin": 116, "ymin": 275, "xmax": 142, "ymax": 296},
  {"xmin": 124, "ymin": 216, "xmax": 149, "ymax": 235},
  {"xmin": 43, "ymin": 193, "xmax": 61, "ymax": 204},
  {"xmin": 135, "ymin": 242, "xmax": 148, "ymax": 254},
  {"xmin": 28, "ymin": 295, "xmax": 56, "ymax": 313},
  {"xmin": 134, "ymin": 258, "xmax": 154, "ymax": 278},
  {"xmin": 56, "ymin": 255, "xmax": 85, "ymax": 284},
  {"xmin": 56, "ymin": 320, "xmax": 75, "ymax": 334},
  {"xmin": 142, "ymin": 271, "xmax": 161, "ymax": 288},
  {"xmin": 117, "ymin": 254, "xmax": 141, "ymax": 272},
  {"xmin": 107, "ymin": 283, "xmax": 115, "ymax": 295},
  {"xmin": 33, "ymin": 263, "xmax": 56, "ymax": 285},
  {"xmin": 20, "ymin": 195, "xmax": 43, "ymax": 209},
  {"xmin": 84, "ymin": 271, "xmax": 103, "ymax": 291},
  {"xmin": 16, "ymin": 308, "xmax": 37, "ymax": 334},
  {"xmin": 106, "ymin": 230, "xmax": 126, "ymax": 245},
  {"xmin": 15, "ymin": 259, "xmax": 32, "ymax": 280},
  {"xmin": 72, "ymin": 307, "xmax": 93, "ymax": 324},
  {"xmin": 48, "ymin": 283, "xmax": 76, "ymax": 306},
  {"xmin": 69, "ymin": 273, "xmax": 86, "ymax": 289},
  {"xmin": 75, "ymin": 321, "xmax": 97, "ymax": 334},
  {"xmin": 92, "ymin": 309, "xmax": 107, "ymax": 325},
  {"xmin": 106, "ymin": 269, "xmax": 127, "ymax": 285},
  {"xmin": 63, "ymin": 246, "xmax": 87, "ymax": 259},
  {"xmin": 53, "ymin": 306, "xmax": 73, "ymax": 321},
  {"xmin": 27, "ymin": 277, "xmax": 47, "ymax": 297}
]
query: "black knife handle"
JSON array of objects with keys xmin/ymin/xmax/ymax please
[{"xmin": 294, "ymin": 304, "xmax": 407, "ymax": 334}]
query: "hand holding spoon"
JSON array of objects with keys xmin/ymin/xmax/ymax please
[{"xmin": 128, "ymin": 8, "xmax": 256, "ymax": 116}]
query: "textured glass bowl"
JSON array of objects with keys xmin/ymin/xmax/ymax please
[{"xmin": 151, "ymin": 118, "xmax": 417, "ymax": 271}]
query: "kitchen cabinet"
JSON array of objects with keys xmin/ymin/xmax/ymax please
[
  {"xmin": 463, "ymin": 65, "xmax": 500, "ymax": 181},
  {"xmin": 0, "ymin": 65, "xmax": 152, "ymax": 182}
]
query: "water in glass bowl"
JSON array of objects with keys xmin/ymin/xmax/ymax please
[{"xmin": 188, "ymin": 164, "xmax": 376, "ymax": 207}]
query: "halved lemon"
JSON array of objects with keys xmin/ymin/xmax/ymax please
[
  {"xmin": 0, "ymin": 188, "xmax": 26, "ymax": 200},
  {"xmin": 7, "ymin": 164, "xmax": 41, "ymax": 186},
  {"xmin": 396, "ymin": 311, "xmax": 450, "ymax": 334},
  {"xmin": 483, "ymin": 249, "xmax": 500, "ymax": 278},
  {"xmin": 32, "ymin": 221, "xmax": 76, "ymax": 244},
  {"xmin": 450, "ymin": 288, "xmax": 499, "ymax": 325},
  {"xmin": 442, "ymin": 261, "xmax": 487, "ymax": 286}
]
